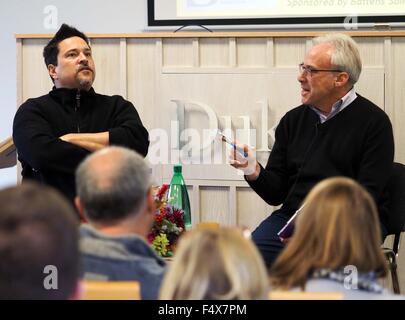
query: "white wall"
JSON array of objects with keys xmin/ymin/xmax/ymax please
[{"xmin": 0, "ymin": 0, "xmax": 148, "ymax": 188}]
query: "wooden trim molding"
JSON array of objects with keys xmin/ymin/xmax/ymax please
[
  {"xmin": 15, "ymin": 30, "xmax": 405, "ymax": 39},
  {"xmin": 0, "ymin": 137, "xmax": 16, "ymax": 169}
]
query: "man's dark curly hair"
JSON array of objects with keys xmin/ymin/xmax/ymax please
[{"xmin": 43, "ymin": 23, "xmax": 90, "ymax": 67}]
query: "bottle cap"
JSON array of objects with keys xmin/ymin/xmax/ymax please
[{"xmin": 173, "ymin": 164, "xmax": 182, "ymax": 173}]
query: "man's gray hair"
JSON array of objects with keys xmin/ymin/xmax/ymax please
[
  {"xmin": 312, "ymin": 33, "xmax": 362, "ymax": 86},
  {"xmin": 75, "ymin": 146, "xmax": 151, "ymax": 222}
]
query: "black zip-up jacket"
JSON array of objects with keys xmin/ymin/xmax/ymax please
[
  {"xmin": 13, "ymin": 87, "xmax": 149, "ymax": 204},
  {"xmin": 247, "ymin": 94, "xmax": 394, "ymax": 226}
]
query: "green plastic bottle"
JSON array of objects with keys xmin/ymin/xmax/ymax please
[{"xmin": 167, "ymin": 164, "xmax": 192, "ymax": 231}]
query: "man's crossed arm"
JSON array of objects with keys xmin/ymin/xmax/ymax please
[{"xmin": 60, "ymin": 132, "xmax": 109, "ymax": 152}]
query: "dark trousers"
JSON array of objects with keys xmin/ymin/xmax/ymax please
[
  {"xmin": 251, "ymin": 209, "xmax": 290, "ymax": 269},
  {"xmin": 252, "ymin": 209, "xmax": 389, "ymax": 269}
]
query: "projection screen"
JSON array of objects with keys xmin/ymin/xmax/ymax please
[{"xmin": 148, "ymin": 0, "xmax": 405, "ymax": 27}]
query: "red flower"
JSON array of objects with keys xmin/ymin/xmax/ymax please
[
  {"xmin": 147, "ymin": 185, "xmax": 187, "ymax": 257},
  {"xmin": 156, "ymin": 184, "xmax": 169, "ymax": 201},
  {"xmin": 172, "ymin": 207, "xmax": 185, "ymax": 229},
  {"xmin": 156, "ymin": 211, "xmax": 165, "ymax": 224}
]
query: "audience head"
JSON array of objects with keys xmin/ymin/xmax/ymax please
[
  {"xmin": 43, "ymin": 23, "xmax": 95, "ymax": 90},
  {"xmin": 75, "ymin": 146, "xmax": 153, "ymax": 231},
  {"xmin": 0, "ymin": 182, "xmax": 80, "ymax": 299},
  {"xmin": 159, "ymin": 227, "xmax": 269, "ymax": 300},
  {"xmin": 270, "ymin": 177, "xmax": 387, "ymax": 290}
]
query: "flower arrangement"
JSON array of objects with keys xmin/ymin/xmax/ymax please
[{"xmin": 147, "ymin": 184, "xmax": 185, "ymax": 257}]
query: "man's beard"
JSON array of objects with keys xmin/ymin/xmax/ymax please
[{"xmin": 78, "ymin": 77, "xmax": 93, "ymax": 91}]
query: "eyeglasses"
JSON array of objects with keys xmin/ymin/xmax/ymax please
[{"xmin": 299, "ymin": 63, "xmax": 342, "ymax": 76}]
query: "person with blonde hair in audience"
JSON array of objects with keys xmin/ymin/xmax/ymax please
[
  {"xmin": 270, "ymin": 177, "xmax": 402, "ymax": 299},
  {"xmin": 159, "ymin": 227, "xmax": 269, "ymax": 300}
]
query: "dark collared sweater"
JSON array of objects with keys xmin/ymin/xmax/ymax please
[
  {"xmin": 13, "ymin": 87, "xmax": 149, "ymax": 204},
  {"xmin": 248, "ymin": 94, "xmax": 394, "ymax": 225}
]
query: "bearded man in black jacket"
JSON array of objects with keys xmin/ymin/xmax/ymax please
[
  {"xmin": 230, "ymin": 33, "xmax": 394, "ymax": 267},
  {"xmin": 13, "ymin": 24, "xmax": 149, "ymax": 206}
]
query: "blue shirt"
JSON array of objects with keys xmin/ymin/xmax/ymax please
[
  {"xmin": 310, "ymin": 88, "xmax": 357, "ymax": 123},
  {"xmin": 79, "ymin": 224, "xmax": 166, "ymax": 300}
]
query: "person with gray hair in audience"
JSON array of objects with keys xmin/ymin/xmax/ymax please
[{"xmin": 75, "ymin": 146, "xmax": 165, "ymax": 300}]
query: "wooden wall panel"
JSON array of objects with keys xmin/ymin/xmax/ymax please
[
  {"xmin": 236, "ymin": 187, "xmax": 275, "ymax": 231},
  {"xmin": 274, "ymin": 38, "xmax": 307, "ymax": 67},
  {"xmin": 162, "ymin": 38, "xmax": 194, "ymax": 67},
  {"xmin": 127, "ymin": 39, "xmax": 158, "ymax": 132},
  {"xmin": 356, "ymin": 38, "xmax": 384, "ymax": 67},
  {"xmin": 199, "ymin": 186, "xmax": 230, "ymax": 225},
  {"xmin": 91, "ymin": 39, "xmax": 121, "ymax": 96},
  {"xmin": 236, "ymin": 38, "xmax": 268, "ymax": 68},
  {"xmin": 199, "ymin": 38, "xmax": 230, "ymax": 67},
  {"xmin": 356, "ymin": 69, "xmax": 385, "ymax": 109},
  {"xmin": 21, "ymin": 39, "xmax": 53, "ymax": 102}
]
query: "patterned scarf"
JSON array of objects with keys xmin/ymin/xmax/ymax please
[{"xmin": 311, "ymin": 268, "xmax": 384, "ymax": 293}]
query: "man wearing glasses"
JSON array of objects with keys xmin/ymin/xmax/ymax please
[{"xmin": 230, "ymin": 33, "xmax": 394, "ymax": 268}]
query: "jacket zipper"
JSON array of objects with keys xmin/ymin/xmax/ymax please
[{"xmin": 75, "ymin": 90, "xmax": 81, "ymax": 133}]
